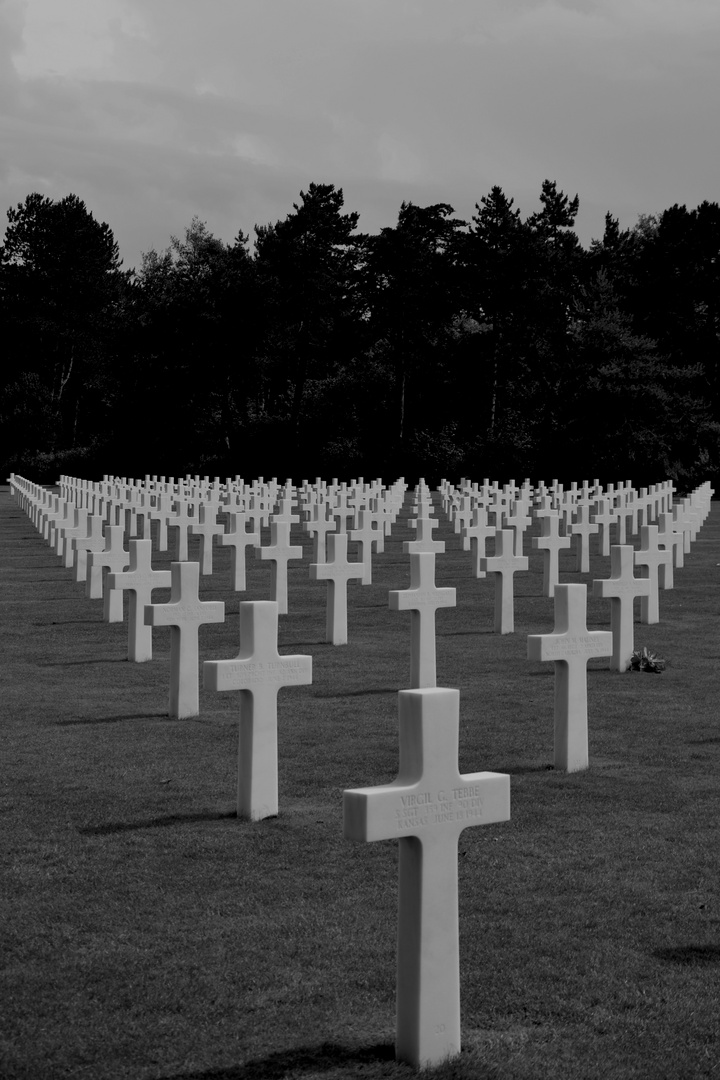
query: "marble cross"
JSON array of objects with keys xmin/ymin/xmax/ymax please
[
  {"xmin": 532, "ymin": 512, "xmax": 571, "ymax": 598},
  {"xmin": 593, "ymin": 545, "xmax": 651, "ymax": 671},
  {"xmin": 58, "ymin": 507, "xmax": 89, "ymax": 568},
  {"xmin": 343, "ymin": 687, "xmax": 510, "ymax": 1069},
  {"xmin": 527, "ymin": 584, "xmax": 612, "ymax": 772},
  {"xmin": 86, "ymin": 524, "xmax": 130, "ymax": 623},
  {"xmin": 255, "ymin": 521, "xmax": 303, "ymax": 615},
  {"xmin": 349, "ymin": 508, "xmax": 381, "ymax": 583},
  {"xmin": 145, "ymin": 561, "xmax": 225, "ymax": 718},
  {"xmin": 591, "ymin": 498, "xmax": 619, "ymax": 557},
  {"xmin": 190, "ymin": 504, "xmax": 225, "ymax": 575},
  {"xmin": 480, "ymin": 529, "xmax": 529, "ymax": 634},
  {"xmin": 404, "ymin": 516, "xmax": 445, "ymax": 556},
  {"xmin": 304, "ymin": 502, "xmax": 338, "ymax": 565},
  {"xmin": 568, "ymin": 503, "xmax": 599, "ymax": 573},
  {"xmin": 107, "ymin": 539, "xmax": 171, "ymax": 661},
  {"xmin": 389, "ymin": 553, "xmax": 456, "ymax": 687},
  {"xmin": 167, "ymin": 501, "xmax": 195, "ymax": 562},
  {"xmin": 657, "ymin": 512, "xmax": 683, "ymax": 579},
  {"xmin": 72, "ymin": 515, "xmax": 106, "ymax": 583},
  {"xmin": 463, "ymin": 508, "xmax": 495, "ymax": 578},
  {"xmin": 633, "ymin": 524, "xmax": 673, "ymax": 624},
  {"xmin": 219, "ymin": 512, "xmax": 260, "ymax": 591},
  {"xmin": 309, "ymin": 532, "xmax": 364, "ymax": 644},
  {"xmin": 204, "ymin": 601, "xmax": 312, "ymax": 819}
]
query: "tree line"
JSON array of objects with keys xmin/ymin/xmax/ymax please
[{"xmin": 1, "ymin": 182, "xmax": 718, "ymax": 489}]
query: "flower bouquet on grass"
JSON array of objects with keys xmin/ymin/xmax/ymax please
[{"xmin": 629, "ymin": 646, "xmax": 666, "ymax": 673}]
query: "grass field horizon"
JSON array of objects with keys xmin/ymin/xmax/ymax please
[{"xmin": 2, "ymin": 483, "xmax": 719, "ymax": 1080}]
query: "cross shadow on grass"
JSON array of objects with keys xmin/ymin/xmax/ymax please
[
  {"xmin": 314, "ymin": 687, "xmax": 396, "ymax": 699},
  {"xmin": 42, "ymin": 657, "xmax": 127, "ymax": 665},
  {"xmin": 54, "ymin": 712, "xmax": 170, "ymax": 725},
  {"xmin": 163, "ymin": 1041, "xmax": 397, "ymax": 1080},
  {"xmin": 653, "ymin": 946, "xmax": 720, "ymax": 965},
  {"xmin": 38, "ymin": 619, "xmax": 103, "ymax": 626},
  {"xmin": 496, "ymin": 763, "xmax": 556, "ymax": 775},
  {"xmin": 78, "ymin": 810, "xmax": 238, "ymax": 835}
]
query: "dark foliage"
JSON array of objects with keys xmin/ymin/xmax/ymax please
[{"xmin": 2, "ymin": 183, "xmax": 718, "ymax": 488}]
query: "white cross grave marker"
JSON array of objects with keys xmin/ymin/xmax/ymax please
[
  {"xmin": 657, "ymin": 512, "xmax": 682, "ymax": 585},
  {"xmin": 107, "ymin": 540, "xmax": 171, "ymax": 662},
  {"xmin": 86, "ymin": 524, "xmax": 130, "ymax": 623},
  {"xmin": 593, "ymin": 545, "xmax": 651, "ymax": 672},
  {"xmin": 389, "ymin": 553, "xmax": 456, "ymax": 687},
  {"xmin": 203, "ymin": 601, "xmax": 312, "ymax": 819},
  {"xmin": 145, "ymin": 561, "xmax": 225, "ymax": 718},
  {"xmin": 480, "ymin": 529, "xmax": 529, "ymax": 634},
  {"xmin": 58, "ymin": 508, "xmax": 89, "ymax": 568},
  {"xmin": 532, "ymin": 512, "xmax": 571, "ymax": 598},
  {"xmin": 505, "ymin": 502, "xmax": 532, "ymax": 557},
  {"xmin": 349, "ymin": 508, "xmax": 381, "ymax": 583},
  {"xmin": 167, "ymin": 501, "xmax": 195, "ymax": 562},
  {"xmin": 568, "ymin": 504, "xmax": 599, "ymax": 573},
  {"xmin": 527, "ymin": 584, "xmax": 612, "ymax": 772},
  {"xmin": 591, "ymin": 499, "xmax": 619, "ymax": 558},
  {"xmin": 189, "ymin": 504, "xmax": 224, "ymax": 575},
  {"xmin": 463, "ymin": 508, "xmax": 495, "ymax": 578},
  {"xmin": 255, "ymin": 521, "xmax": 303, "ymax": 615},
  {"xmin": 304, "ymin": 502, "xmax": 338, "ymax": 565},
  {"xmin": 72, "ymin": 515, "xmax": 106, "ymax": 583},
  {"xmin": 343, "ymin": 687, "xmax": 510, "ymax": 1069},
  {"xmin": 404, "ymin": 516, "xmax": 445, "ymax": 556},
  {"xmin": 220, "ymin": 512, "xmax": 260, "ymax": 591},
  {"xmin": 633, "ymin": 524, "xmax": 672, "ymax": 624},
  {"xmin": 309, "ymin": 532, "xmax": 364, "ymax": 644}
]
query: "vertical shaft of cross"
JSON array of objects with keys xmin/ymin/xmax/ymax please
[
  {"xmin": 553, "ymin": 659, "xmax": 588, "ymax": 771},
  {"xmin": 411, "ymin": 608, "xmax": 435, "ymax": 688},
  {"xmin": 236, "ymin": 682, "xmax": 279, "ymax": 819},
  {"xmin": 396, "ymin": 831, "xmax": 461, "ymax": 1065},
  {"xmin": 169, "ymin": 623, "xmax": 198, "ymax": 718}
]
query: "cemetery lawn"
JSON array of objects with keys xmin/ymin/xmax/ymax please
[{"xmin": 2, "ymin": 486, "xmax": 719, "ymax": 1080}]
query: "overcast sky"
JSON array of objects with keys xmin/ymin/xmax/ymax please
[{"xmin": 2, "ymin": 0, "xmax": 719, "ymax": 270}]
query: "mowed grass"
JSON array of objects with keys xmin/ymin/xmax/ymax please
[{"xmin": 1, "ymin": 485, "xmax": 719, "ymax": 1080}]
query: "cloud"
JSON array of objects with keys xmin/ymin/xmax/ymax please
[{"xmin": 2, "ymin": 0, "xmax": 719, "ymax": 269}]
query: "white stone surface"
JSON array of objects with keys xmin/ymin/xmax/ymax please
[
  {"xmin": 107, "ymin": 540, "xmax": 171, "ymax": 662},
  {"xmin": 593, "ymin": 545, "xmax": 651, "ymax": 671},
  {"xmin": 309, "ymin": 532, "xmax": 364, "ymax": 644},
  {"xmin": 532, "ymin": 512, "xmax": 571, "ymax": 598},
  {"xmin": 349, "ymin": 508, "xmax": 380, "ymax": 582},
  {"xmin": 190, "ymin": 504, "xmax": 224, "ymax": 575},
  {"xmin": 145, "ymin": 561, "xmax": 225, "ymax": 718},
  {"xmin": 203, "ymin": 601, "xmax": 312, "ymax": 819},
  {"xmin": 389, "ymin": 553, "xmax": 456, "ymax": 687},
  {"xmin": 343, "ymin": 687, "xmax": 510, "ymax": 1069},
  {"xmin": 72, "ymin": 516, "xmax": 106, "ymax": 583},
  {"xmin": 86, "ymin": 524, "xmax": 130, "ymax": 623},
  {"xmin": 463, "ymin": 509, "xmax": 494, "ymax": 577},
  {"xmin": 568, "ymin": 504, "xmax": 599, "ymax": 573},
  {"xmin": 527, "ymin": 584, "xmax": 612, "ymax": 771},
  {"xmin": 220, "ymin": 512, "xmax": 260, "ymax": 591},
  {"xmin": 256, "ymin": 521, "xmax": 303, "ymax": 615},
  {"xmin": 480, "ymin": 529, "xmax": 528, "ymax": 634},
  {"xmin": 633, "ymin": 524, "xmax": 673, "ymax": 624}
]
